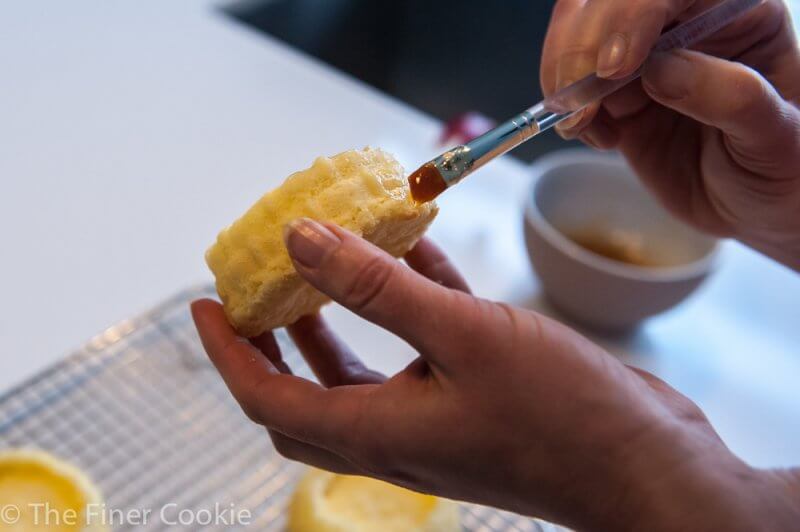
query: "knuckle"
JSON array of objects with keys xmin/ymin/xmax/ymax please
[
  {"xmin": 493, "ymin": 302, "xmax": 549, "ymax": 357},
  {"xmin": 341, "ymin": 255, "xmax": 395, "ymax": 312},
  {"xmin": 441, "ymin": 297, "xmax": 504, "ymax": 362},
  {"xmin": 680, "ymin": 400, "xmax": 711, "ymax": 425},
  {"xmin": 559, "ymin": 44, "xmax": 597, "ymax": 69},
  {"xmin": 494, "ymin": 302, "xmax": 528, "ymax": 349},
  {"xmin": 726, "ymin": 69, "xmax": 769, "ymax": 116}
]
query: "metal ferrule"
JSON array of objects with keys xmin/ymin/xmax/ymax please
[{"xmin": 433, "ymin": 102, "xmax": 561, "ymax": 187}]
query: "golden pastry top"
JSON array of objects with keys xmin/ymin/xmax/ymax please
[
  {"xmin": 288, "ymin": 468, "xmax": 460, "ymax": 532},
  {"xmin": 0, "ymin": 449, "xmax": 107, "ymax": 532}
]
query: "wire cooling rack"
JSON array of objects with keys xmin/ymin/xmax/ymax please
[{"xmin": 0, "ymin": 285, "xmax": 565, "ymax": 531}]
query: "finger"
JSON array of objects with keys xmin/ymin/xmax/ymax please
[
  {"xmin": 541, "ymin": 0, "xmax": 585, "ymax": 97},
  {"xmin": 191, "ymin": 299, "xmax": 377, "ymax": 453},
  {"xmin": 249, "ymin": 330, "xmax": 292, "ymax": 374},
  {"xmin": 556, "ymin": 102, "xmax": 601, "ymax": 140},
  {"xmin": 553, "ymin": 3, "xmax": 607, "ymax": 88},
  {"xmin": 288, "ymin": 314, "xmax": 386, "ymax": 387},
  {"xmin": 595, "ymin": 0, "xmax": 696, "ymax": 80},
  {"xmin": 248, "ymin": 323, "xmax": 368, "ymax": 472},
  {"xmin": 554, "ymin": 42, "xmax": 602, "ymax": 138},
  {"xmin": 247, "ymin": 332, "xmax": 366, "ymax": 473},
  {"xmin": 602, "ymin": 81, "xmax": 652, "ymax": 121},
  {"xmin": 283, "ymin": 218, "xmax": 476, "ymax": 362},
  {"xmin": 614, "ymin": 104, "xmax": 707, "ymax": 229},
  {"xmin": 642, "ymin": 49, "xmax": 800, "ymax": 176},
  {"xmin": 687, "ymin": 0, "xmax": 789, "ymax": 66},
  {"xmin": 579, "ymin": 108, "xmax": 621, "ymax": 151},
  {"xmin": 543, "ymin": 0, "xmax": 698, "ymax": 139},
  {"xmin": 267, "ymin": 429, "xmax": 363, "ymax": 475},
  {"xmin": 192, "ymin": 299, "xmax": 283, "ymax": 406},
  {"xmin": 403, "ymin": 237, "xmax": 471, "ymax": 293}
]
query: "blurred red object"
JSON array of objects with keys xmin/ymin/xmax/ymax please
[{"xmin": 439, "ymin": 112, "xmax": 496, "ymax": 146}]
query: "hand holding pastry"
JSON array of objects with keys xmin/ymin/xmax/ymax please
[{"xmin": 193, "ymin": 228, "xmax": 800, "ymax": 531}]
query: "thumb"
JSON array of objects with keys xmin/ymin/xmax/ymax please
[
  {"xmin": 642, "ymin": 49, "xmax": 800, "ymax": 176},
  {"xmin": 283, "ymin": 218, "xmax": 471, "ymax": 360}
]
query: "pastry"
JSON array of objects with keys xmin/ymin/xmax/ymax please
[
  {"xmin": 206, "ymin": 148, "xmax": 438, "ymax": 336},
  {"xmin": 0, "ymin": 448, "xmax": 107, "ymax": 531},
  {"xmin": 288, "ymin": 468, "xmax": 460, "ymax": 532}
]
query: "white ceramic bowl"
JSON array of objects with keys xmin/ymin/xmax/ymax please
[{"xmin": 523, "ymin": 149, "xmax": 719, "ymax": 331}]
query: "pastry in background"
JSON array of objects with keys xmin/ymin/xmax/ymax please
[
  {"xmin": 288, "ymin": 468, "xmax": 460, "ymax": 532},
  {"xmin": 0, "ymin": 448, "xmax": 107, "ymax": 531},
  {"xmin": 206, "ymin": 148, "xmax": 438, "ymax": 336}
]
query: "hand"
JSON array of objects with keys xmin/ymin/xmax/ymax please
[
  {"xmin": 192, "ymin": 219, "xmax": 800, "ymax": 530},
  {"xmin": 541, "ymin": 0, "xmax": 800, "ymax": 269}
]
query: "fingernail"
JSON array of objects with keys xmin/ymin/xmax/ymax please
[
  {"xmin": 643, "ymin": 51, "xmax": 691, "ymax": 100},
  {"xmin": 597, "ymin": 33, "xmax": 628, "ymax": 78},
  {"xmin": 555, "ymin": 108, "xmax": 587, "ymax": 135},
  {"xmin": 556, "ymin": 75, "xmax": 576, "ymax": 92},
  {"xmin": 581, "ymin": 129, "xmax": 603, "ymax": 150},
  {"xmin": 284, "ymin": 218, "xmax": 341, "ymax": 268}
]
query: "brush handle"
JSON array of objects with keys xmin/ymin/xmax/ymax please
[
  {"xmin": 433, "ymin": 0, "xmax": 762, "ymax": 187},
  {"xmin": 542, "ymin": 0, "xmax": 761, "ymax": 115}
]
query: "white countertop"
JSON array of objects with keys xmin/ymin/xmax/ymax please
[{"xmin": 2, "ymin": 0, "xmax": 799, "ymax": 471}]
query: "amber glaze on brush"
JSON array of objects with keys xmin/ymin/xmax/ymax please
[
  {"xmin": 408, "ymin": 163, "xmax": 447, "ymax": 204},
  {"xmin": 405, "ymin": 0, "xmax": 759, "ymax": 203}
]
